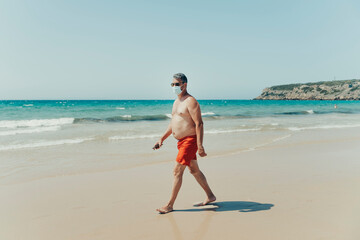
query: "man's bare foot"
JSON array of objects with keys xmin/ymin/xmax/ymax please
[
  {"xmin": 156, "ymin": 205, "xmax": 173, "ymax": 214},
  {"xmin": 193, "ymin": 195, "xmax": 216, "ymax": 207}
]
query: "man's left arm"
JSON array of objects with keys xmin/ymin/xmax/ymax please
[{"xmin": 188, "ymin": 98, "xmax": 207, "ymax": 157}]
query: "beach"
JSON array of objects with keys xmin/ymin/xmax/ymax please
[
  {"xmin": 1, "ymin": 100, "xmax": 360, "ymax": 239},
  {"xmin": 2, "ymin": 0, "xmax": 360, "ymax": 238},
  {"xmin": 1, "ymin": 125, "xmax": 359, "ymax": 240}
]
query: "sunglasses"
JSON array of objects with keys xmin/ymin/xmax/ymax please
[{"xmin": 171, "ymin": 82, "xmax": 182, "ymax": 87}]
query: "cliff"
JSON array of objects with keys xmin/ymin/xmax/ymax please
[{"xmin": 255, "ymin": 79, "xmax": 360, "ymax": 100}]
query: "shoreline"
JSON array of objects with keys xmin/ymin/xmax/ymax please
[
  {"xmin": 1, "ymin": 127, "xmax": 359, "ymax": 239},
  {"xmin": 1, "ymin": 126, "xmax": 360, "ymax": 185}
]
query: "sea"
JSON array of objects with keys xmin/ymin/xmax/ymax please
[{"xmin": 1, "ymin": 99, "xmax": 360, "ymax": 184}]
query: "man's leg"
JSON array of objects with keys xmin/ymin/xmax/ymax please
[
  {"xmin": 188, "ymin": 159, "xmax": 216, "ymax": 206},
  {"xmin": 156, "ymin": 162, "xmax": 186, "ymax": 214}
]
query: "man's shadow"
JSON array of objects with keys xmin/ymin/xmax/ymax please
[{"xmin": 175, "ymin": 201, "xmax": 274, "ymax": 213}]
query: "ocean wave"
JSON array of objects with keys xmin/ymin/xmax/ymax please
[
  {"xmin": 109, "ymin": 128, "xmax": 261, "ymax": 140},
  {"xmin": 0, "ymin": 114, "xmax": 227, "ymax": 127},
  {"xmin": 288, "ymin": 123, "xmax": 360, "ymax": 131},
  {"xmin": 116, "ymin": 107, "xmax": 125, "ymax": 110},
  {"xmin": 277, "ymin": 110, "xmax": 316, "ymax": 115},
  {"xmin": 0, "ymin": 138, "xmax": 93, "ymax": 151},
  {"xmin": 163, "ymin": 112, "xmax": 216, "ymax": 119},
  {"xmin": 0, "ymin": 126, "xmax": 60, "ymax": 136},
  {"xmin": 109, "ymin": 134, "xmax": 161, "ymax": 140},
  {"xmin": 205, "ymin": 128, "xmax": 261, "ymax": 134},
  {"xmin": 0, "ymin": 118, "xmax": 74, "ymax": 129},
  {"xmin": 276, "ymin": 109, "xmax": 360, "ymax": 116},
  {"xmin": 247, "ymin": 134, "xmax": 292, "ymax": 150},
  {"xmin": 71, "ymin": 113, "xmax": 303, "ymax": 124},
  {"xmin": 72, "ymin": 117, "xmax": 104, "ymax": 123},
  {"xmin": 74, "ymin": 114, "xmax": 172, "ymax": 123},
  {"xmin": 202, "ymin": 112, "xmax": 216, "ymax": 116}
]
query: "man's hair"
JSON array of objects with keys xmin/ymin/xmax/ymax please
[{"xmin": 173, "ymin": 73, "xmax": 188, "ymax": 83}]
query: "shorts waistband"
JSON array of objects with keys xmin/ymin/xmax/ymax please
[{"xmin": 177, "ymin": 135, "xmax": 197, "ymax": 141}]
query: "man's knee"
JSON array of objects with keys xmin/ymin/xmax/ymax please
[
  {"xmin": 173, "ymin": 167, "xmax": 185, "ymax": 178},
  {"xmin": 189, "ymin": 166, "xmax": 200, "ymax": 175}
]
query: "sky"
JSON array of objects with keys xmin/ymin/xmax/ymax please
[{"xmin": 0, "ymin": 0, "xmax": 359, "ymax": 100}]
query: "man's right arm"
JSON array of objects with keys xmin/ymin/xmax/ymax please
[{"xmin": 155, "ymin": 123, "xmax": 172, "ymax": 149}]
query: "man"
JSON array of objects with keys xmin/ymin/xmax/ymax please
[{"xmin": 153, "ymin": 73, "xmax": 216, "ymax": 214}]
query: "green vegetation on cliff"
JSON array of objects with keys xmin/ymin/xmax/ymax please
[
  {"xmin": 256, "ymin": 79, "xmax": 360, "ymax": 100},
  {"xmin": 269, "ymin": 79, "xmax": 360, "ymax": 91}
]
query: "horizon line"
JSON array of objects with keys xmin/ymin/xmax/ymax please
[{"xmin": 0, "ymin": 98, "xmax": 254, "ymax": 101}]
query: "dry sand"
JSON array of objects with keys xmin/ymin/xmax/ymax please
[{"xmin": 1, "ymin": 128, "xmax": 359, "ymax": 240}]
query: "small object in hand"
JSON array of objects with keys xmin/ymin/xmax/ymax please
[{"xmin": 153, "ymin": 143, "xmax": 160, "ymax": 150}]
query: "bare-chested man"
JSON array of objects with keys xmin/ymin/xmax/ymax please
[{"xmin": 153, "ymin": 73, "xmax": 216, "ymax": 214}]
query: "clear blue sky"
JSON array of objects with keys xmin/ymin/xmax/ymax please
[{"xmin": 0, "ymin": 0, "xmax": 359, "ymax": 100}]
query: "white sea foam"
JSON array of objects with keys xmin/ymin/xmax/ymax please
[
  {"xmin": 205, "ymin": 128, "xmax": 261, "ymax": 134},
  {"xmin": 288, "ymin": 123, "xmax": 360, "ymax": 131},
  {"xmin": 306, "ymin": 110, "xmax": 314, "ymax": 114},
  {"xmin": 110, "ymin": 128, "xmax": 260, "ymax": 140},
  {"xmin": 0, "ymin": 126, "xmax": 60, "ymax": 136},
  {"xmin": 249, "ymin": 134, "xmax": 292, "ymax": 149},
  {"xmin": 271, "ymin": 134, "xmax": 292, "ymax": 143},
  {"xmin": 121, "ymin": 115, "xmax": 131, "ymax": 118},
  {"xmin": 0, "ymin": 118, "xmax": 74, "ymax": 129},
  {"xmin": 109, "ymin": 134, "xmax": 161, "ymax": 140},
  {"xmin": 23, "ymin": 104, "xmax": 33, "ymax": 107},
  {"xmin": 164, "ymin": 113, "xmax": 211, "ymax": 118},
  {"xmin": 202, "ymin": 112, "xmax": 216, "ymax": 116},
  {"xmin": 0, "ymin": 138, "xmax": 93, "ymax": 151},
  {"xmin": 116, "ymin": 107, "xmax": 125, "ymax": 110}
]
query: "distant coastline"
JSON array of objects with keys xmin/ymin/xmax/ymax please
[{"xmin": 255, "ymin": 79, "xmax": 360, "ymax": 100}]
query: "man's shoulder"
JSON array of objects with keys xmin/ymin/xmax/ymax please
[
  {"xmin": 185, "ymin": 95, "xmax": 197, "ymax": 102},
  {"xmin": 184, "ymin": 95, "xmax": 199, "ymax": 107}
]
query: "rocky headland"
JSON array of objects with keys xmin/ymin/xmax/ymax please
[{"xmin": 255, "ymin": 79, "xmax": 360, "ymax": 100}]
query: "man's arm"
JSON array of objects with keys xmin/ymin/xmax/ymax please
[
  {"xmin": 154, "ymin": 122, "xmax": 172, "ymax": 149},
  {"xmin": 160, "ymin": 123, "xmax": 172, "ymax": 143},
  {"xmin": 187, "ymin": 98, "xmax": 207, "ymax": 157}
]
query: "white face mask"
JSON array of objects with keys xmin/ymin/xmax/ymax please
[{"xmin": 172, "ymin": 86, "xmax": 182, "ymax": 95}]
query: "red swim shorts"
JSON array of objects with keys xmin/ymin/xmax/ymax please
[{"xmin": 176, "ymin": 135, "xmax": 198, "ymax": 166}]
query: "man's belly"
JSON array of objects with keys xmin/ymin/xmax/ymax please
[{"xmin": 171, "ymin": 118, "xmax": 196, "ymax": 140}]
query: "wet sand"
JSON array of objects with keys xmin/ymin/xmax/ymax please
[{"xmin": 0, "ymin": 128, "xmax": 359, "ymax": 240}]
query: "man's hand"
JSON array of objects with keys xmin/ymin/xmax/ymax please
[
  {"xmin": 198, "ymin": 146, "xmax": 207, "ymax": 157},
  {"xmin": 152, "ymin": 139, "xmax": 163, "ymax": 150}
]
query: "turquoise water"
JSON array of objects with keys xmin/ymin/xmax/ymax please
[
  {"xmin": 1, "ymin": 100, "xmax": 360, "ymax": 151},
  {"xmin": 1, "ymin": 100, "xmax": 360, "ymax": 121}
]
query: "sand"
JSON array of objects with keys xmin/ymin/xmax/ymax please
[{"xmin": 1, "ymin": 128, "xmax": 359, "ymax": 240}]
